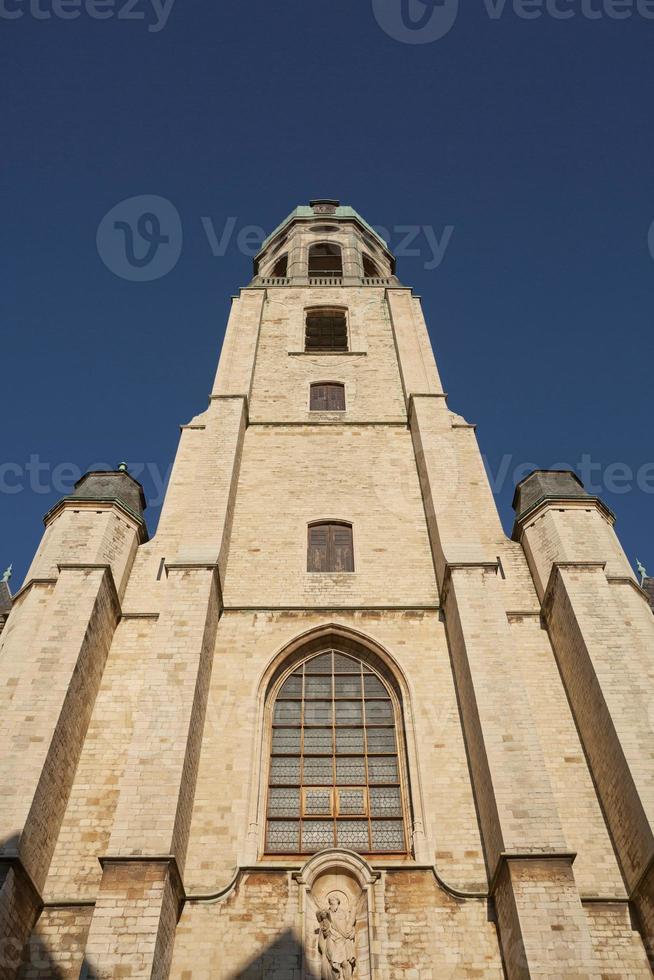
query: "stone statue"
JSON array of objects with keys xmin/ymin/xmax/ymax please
[
  {"xmin": 1, "ymin": 565, "xmax": 12, "ymax": 584},
  {"xmin": 637, "ymin": 559, "xmax": 647, "ymax": 586},
  {"xmin": 316, "ymin": 894, "xmax": 356, "ymax": 979}
]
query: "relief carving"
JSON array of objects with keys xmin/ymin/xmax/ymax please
[
  {"xmin": 297, "ymin": 850, "xmax": 377, "ymax": 980},
  {"xmin": 316, "ymin": 893, "xmax": 357, "ymax": 979}
]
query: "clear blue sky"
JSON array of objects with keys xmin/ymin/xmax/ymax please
[{"xmin": 2, "ymin": 0, "xmax": 653, "ymax": 586}]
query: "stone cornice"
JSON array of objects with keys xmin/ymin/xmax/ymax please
[
  {"xmin": 488, "ymin": 850, "xmax": 577, "ymax": 897},
  {"xmin": 98, "ymin": 854, "xmax": 185, "ymax": 911},
  {"xmin": 512, "ymin": 495, "xmax": 615, "ymax": 542},
  {"xmin": 541, "ymin": 561, "xmax": 607, "ymax": 619},
  {"xmin": 43, "ymin": 496, "xmax": 148, "ymax": 542},
  {"xmin": 406, "ymin": 392, "xmax": 448, "ymax": 428},
  {"xmin": 9, "ymin": 577, "xmax": 58, "ymax": 604},
  {"xmin": 440, "ymin": 561, "xmax": 500, "ymax": 605}
]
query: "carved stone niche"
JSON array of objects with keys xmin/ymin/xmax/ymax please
[{"xmin": 294, "ymin": 849, "xmax": 379, "ymax": 980}]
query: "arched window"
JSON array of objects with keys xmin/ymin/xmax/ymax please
[
  {"xmin": 362, "ymin": 253, "xmax": 381, "ymax": 278},
  {"xmin": 265, "ymin": 649, "xmax": 408, "ymax": 855},
  {"xmin": 308, "ymin": 242, "xmax": 343, "ymax": 277},
  {"xmin": 271, "ymin": 253, "xmax": 288, "ymax": 277},
  {"xmin": 305, "ymin": 308, "xmax": 348, "ymax": 352},
  {"xmin": 310, "ymin": 382, "xmax": 345, "ymax": 412},
  {"xmin": 308, "ymin": 522, "xmax": 353, "ymax": 572}
]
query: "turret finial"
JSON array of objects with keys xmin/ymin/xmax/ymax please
[
  {"xmin": 118, "ymin": 461, "xmax": 128, "ymax": 473},
  {"xmin": 636, "ymin": 559, "xmax": 647, "ymax": 587}
]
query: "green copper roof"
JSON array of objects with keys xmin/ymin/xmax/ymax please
[{"xmin": 260, "ymin": 205, "xmax": 389, "ymax": 253}]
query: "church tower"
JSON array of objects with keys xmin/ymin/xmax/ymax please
[{"xmin": 1, "ymin": 200, "xmax": 654, "ymax": 978}]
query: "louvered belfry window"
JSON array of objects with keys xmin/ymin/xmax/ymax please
[
  {"xmin": 309, "ymin": 382, "xmax": 346, "ymax": 412},
  {"xmin": 307, "ymin": 522, "xmax": 354, "ymax": 573},
  {"xmin": 305, "ymin": 309, "xmax": 348, "ymax": 352},
  {"xmin": 265, "ymin": 650, "xmax": 408, "ymax": 855}
]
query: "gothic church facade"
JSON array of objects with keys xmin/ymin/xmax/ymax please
[{"xmin": 1, "ymin": 200, "xmax": 654, "ymax": 978}]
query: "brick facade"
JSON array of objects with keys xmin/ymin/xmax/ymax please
[{"xmin": 1, "ymin": 201, "xmax": 652, "ymax": 978}]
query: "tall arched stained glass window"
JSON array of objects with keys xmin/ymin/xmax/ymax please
[{"xmin": 265, "ymin": 650, "xmax": 408, "ymax": 855}]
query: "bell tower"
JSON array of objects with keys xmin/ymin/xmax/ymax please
[{"xmin": 1, "ymin": 201, "xmax": 653, "ymax": 978}]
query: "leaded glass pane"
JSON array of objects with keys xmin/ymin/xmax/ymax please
[
  {"xmin": 335, "ymin": 701, "xmax": 363, "ymax": 725},
  {"xmin": 305, "ymin": 788, "xmax": 333, "ymax": 815},
  {"xmin": 304, "ymin": 701, "xmax": 332, "ymax": 725},
  {"xmin": 268, "ymin": 650, "xmax": 407, "ymax": 855},
  {"xmin": 305, "ymin": 675, "xmax": 332, "ymax": 699},
  {"xmin": 270, "ymin": 758, "xmax": 300, "ymax": 785},
  {"xmin": 370, "ymin": 820, "xmax": 404, "ymax": 851},
  {"xmin": 267, "ymin": 820, "xmax": 299, "ymax": 852},
  {"xmin": 303, "ymin": 729, "xmax": 333, "ymax": 755},
  {"xmin": 337, "ymin": 820, "xmax": 369, "ymax": 848},
  {"xmin": 302, "ymin": 821, "xmax": 334, "ymax": 851},
  {"xmin": 364, "ymin": 675, "xmax": 388, "ymax": 697},
  {"xmin": 366, "ymin": 729, "xmax": 396, "ymax": 754},
  {"xmin": 272, "ymin": 728, "xmax": 301, "ymax": 754},
  {"xmin": 268, "ymin": 788, "xmax": 300, "ymax": 817},
  {"xmin": 274, "ymin": 701, "xmax": 301, "ymax": 725},
  {"xmin": 336, "ymin": 728, "xmax": 364, "ymax": 754},
  {"xmin": 334, "ymin": 674, "xmax": 362, "ymax": 698},
  {"xmin": 338, "ymin": 788, "xmax": 366, "ymax": 815},
  {"xmin": 365, "ymin": 700, "xmax": 393, "ymax": 724},
  {"xmin": 368, "ymin": 758, "xmax": 399, "ymax": 783},
  {"xmin": 303, "ymin": 758, "xmax": 333, "ymax": 784},
  {"xmin": 336, "ymin": 757, "xmax": 366, "ymax": 785},
  {"xmin": 369, "ymin": 786, "xmax": 402, "ymax": 817},
  {"xmin": 279, "ymin": 675, "xmax": 302, "ymax": 697}
]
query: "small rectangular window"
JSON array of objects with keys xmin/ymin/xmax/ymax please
[
  {"xmin": 310, "ymin": 382, "xmax": 346, "ymax": 411},
  {"xmin": 305, "ymin": 309, "xmax": 348, "ymax": 352},
  {"xmin": 308, "ymin": 523, "xmax": 354, "ymax": 573}
]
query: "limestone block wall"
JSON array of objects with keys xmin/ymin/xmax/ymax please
[
  {"xmin": 248, "ymin": 288, "xmax": 406, "ymax": 423},
  {"xmin": 24, "ymin": 503, "xmax": 142, "ymax": 599},
  {"xmin": 168, "ymin": 870, "xmax": 505, "ymax": 980},
  {"xmin": 18, "ymin": 907, "xmax": 92, "ymax": 979},
  {"xmin": 222, "ymin": 426, "xmax": 437, "ymax": 609},
  {"xmin": 44, "ymin": 616, "xmax": 158, "ymax": 901}
]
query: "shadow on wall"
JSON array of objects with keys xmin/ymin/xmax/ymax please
[
  {"xmin": 229, "ymin": 928, "xmax": 320, "ymax": 980},
  {"xmin": 0, "ymin": 835, "xmax": 91, "ymax": 980}
]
